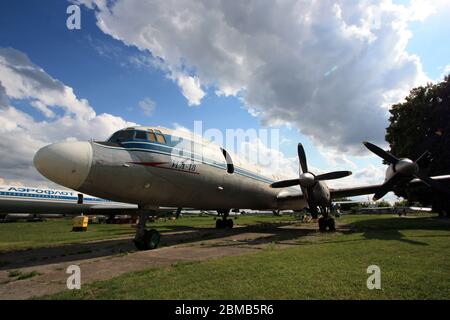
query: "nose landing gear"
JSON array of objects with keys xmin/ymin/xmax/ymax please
[
  {"xmin": 134, "ymin": 211, "xmax": 161, "ymax": 250},
  {"xmin": 215, "ymin": 209, "xmax": 234, "ymax": 229},
  {"xmin": 317, "ymin": 206, "xmax": 336, "ymax": 232},
  {"xmin": 216, "ymin": 217, "xmax": 234, "ymax": 229}
]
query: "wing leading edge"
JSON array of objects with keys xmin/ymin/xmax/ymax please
[
  {"xmin": 276, "ymin": 175, "xmax": 450, "ymax": 209},
  {"xmin": 330, "ymin": 174, "xmax": 450, "ymax": 199}
]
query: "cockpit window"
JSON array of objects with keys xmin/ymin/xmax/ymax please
[
  {"xmin": 148, "ymin": 132, "xmax": 157, "ymax": 142},
  {"xmin": 156, "ymin": 133, "xmax": 166, "ymax": 144},
  {"xmin": 107, "ymin": 129, "xmax": 167, "ymax": 145},
  {"xmin": 108, "ymin": 130, "xmax": 134, "ymax": 143},
  {"xmin": 135, "ymin": 131, "xmax": 148, "ymax": 140}
]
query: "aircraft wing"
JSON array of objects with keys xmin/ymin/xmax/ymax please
[
  {"xmin": 330, "ymin": 174, "xmax": 450, "ymax": 199},
  {"xmin": 276, "ymin": 185, "xmax": 383, "ymax": 203},
  {"xmin": 408, "ymin": 174, "xmax": 450, "ymax": 185},
  {"xmin": 329, "ymin": 184, "xmax": 384, "ymax": 199},
  {"xmin": 276, "ymin": 189, "xmax": 306, "ymax": 210}
]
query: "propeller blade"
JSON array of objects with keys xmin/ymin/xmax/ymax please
[
  {"xmin": 363, "ymin": 141, "xmax": 399, "ymax": 165},
  {"xmin": 373, "ymin": 187, "xmax": 390, "ymax": 201},
  {"xmin": 270, "ymin": 179, "xmax": 299, "ymax": 188},
  {"xmin": 373, "ymin": 174, "xmax": 402, "ymax": 200},
  {"xmin": 298, "ymin": 143, "xmax": 308, "ymax": 173},
  {"xmin": 315, "ymin": 171, "xmax": 352, "ymax": 181},
  {"xmin": 303, "ymin": 187, "xmax": 319, "ymax": 218},
  {"xmin": 415, "ymin": 150, "xmax": 432, "ymax": 168},
  {"xmin": 414, "ymin": 173, "xmax": 450, "ymax": 197}
]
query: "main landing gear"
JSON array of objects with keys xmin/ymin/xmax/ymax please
[
  {"xmin": 215, "ymin": 209, "xmax": 234, "ymax": 229},
  {"xmin": 134, "ymin": 211, "xmax": 161, "ymax": 250},
  {"xmin": 317, "ymin": 206, "xmax": 336, "ymax": 232}
]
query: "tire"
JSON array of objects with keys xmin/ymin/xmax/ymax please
[
  {"xmin": 133, "ymin": 238, "xmax": 145, "ymax": 250},
  {"xmin": 134, "ymin": 229, "xmax": 161, "ymax": 250},
  {"xmin": 144, "ymin": 229, "xmax": 160, "ymax": 249},
  {"xmin": 216, "ymin": 219, "xmax": 224, "ymax": 229},
  {"xmin": 226, "ymin": 218, "xmax": 234, "ymax": 229},
  {"xmin": 318, "ymin": 217, "xmax": 326, "ymax": 232},
  {"xmin": 327, "ymin": 218, "xmax": 336, "ymax": 232}
]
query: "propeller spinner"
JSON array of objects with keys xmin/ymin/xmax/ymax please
[{"xmin": 270, "ymin": 143, "xmax": 352, "ymax": 216}]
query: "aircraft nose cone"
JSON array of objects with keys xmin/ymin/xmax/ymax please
[{"xmin": 34, "ymin": 141, "xmax": 93, "ymax": 189}]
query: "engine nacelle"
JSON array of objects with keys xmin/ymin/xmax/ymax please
[
  {"xmin": 394, "ymin": 158, "xmax": 418, "ymax": 176},
  {"xmin": 311, "ymin": 181, "xmax": 331, "ymax": 206}
]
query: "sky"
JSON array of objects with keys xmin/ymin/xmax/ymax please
[{"xmin": 0, "ymin": 0, "xmax": 449, "ymax": 202}]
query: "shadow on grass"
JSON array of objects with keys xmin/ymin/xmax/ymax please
[
  {"xmin": 346, "ymin": 216, "xmax": 450, "ymax": 246},
  {"xmin": 0, "ymin": 221, "xmax": 301, "ymax": 270}
]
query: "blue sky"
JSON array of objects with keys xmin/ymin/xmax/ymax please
[
  {"xmin": 0, "ymin": 0, "xmax": 449, "ymax": 198},
  {"xmin": 0, "ymin": 1, "xmax": 309, "ymax": 157}
]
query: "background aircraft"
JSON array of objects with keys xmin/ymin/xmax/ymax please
[{"xmin": 0, "ymin": 185, "xmax": 137, "ymax": 218}]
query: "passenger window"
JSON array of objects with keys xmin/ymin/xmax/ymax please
[
  {"xmin": 135, "ymin": 131, "xmax": 148, "ymax": 140},
  {"xmin": 148, "ymin": 132, "xmax": 157, "ymax": 142},
  {"xmin": 156, "ymin": 134, "xmax": 166, "ymax": 144}
]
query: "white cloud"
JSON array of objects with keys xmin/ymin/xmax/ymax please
[
  {"xmin": 407, "ymin": 0, "xmax": 438, "ymax": 22},
  {"xmin": 138, "ymin": 97, "xmax": 156, "ymax": 116},
  {"xmin": 0, "ymin": 81, "xmax": 8, "ymax": 108},
  {"xmin": 440, "ymin": 64, "xmax": 450, "ymax": 80},
  {"xmin": 326, "ymin": 164, "xmax": 386, "ymax": 190},
  {"xmin": 317, "ymin": 146, "xmax": 358, "ymax": 170},
  {"xmin": 0, "ymin": 48, "xmax": 95, "ymax": 120},
  {"xmin": 78, "ymin": 0, "xmax": 434, "ymax": 154},
  {"xmin": 174, "ymin": 74, "xmax": 205, "ymax": 106},
  {"xmin": 237, "ymin": 137, "xmax": 298, "ymax": 180},
  {"xmin": 30, "ymin": 100, "xmax": 55, "ymax": 118},
  {"xmin": 0, "ymin": 47, "xmax": 136, "ymax": 185}
]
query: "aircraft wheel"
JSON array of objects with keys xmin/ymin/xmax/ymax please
[
  {"xmin": 327, "ymin": 218, "xmax": 336, "ymax": 232},
  {"xmin": 216, "ymin": 219, "xmax": 224, "ymax": 229},
  {"xmin": 134, "ymin": 229, "xmax": 160, "ymax": 250},
  {"xmin": 226, "ymin": 218, "xmax": 234, "ymax": 229},
  {"xmin": 318, "ymin": 217, "xmax": 326, "ymax": 232}
]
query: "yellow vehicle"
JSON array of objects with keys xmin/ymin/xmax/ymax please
[{"xmin": 72, "ymin": 215, "xmax": 88, "ymax": 232}]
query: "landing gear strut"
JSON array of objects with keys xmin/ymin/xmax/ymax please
[
  {"xmin": 134, "ymin": 210, "xmax": 161, "ymax": 250},
  {"xmin": 215, "ymin": 210, "xmax": 234, "ymax": 229},
  {"xmin": 317, "ymin": 206, "xmax": 336, "ymax": 232}
]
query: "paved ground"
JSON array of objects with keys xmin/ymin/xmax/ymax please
[{"xmin": 0, "ymin": 221, "xmax": 337, "ymax": 299}]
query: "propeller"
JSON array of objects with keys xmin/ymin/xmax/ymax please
[
  {"xmin": 270, "ymin": 143, "xmax": 352, "ymax": 216},
  {"xmin": 363, "ymin": 141, "xmax": 450, "ymax": 200}
]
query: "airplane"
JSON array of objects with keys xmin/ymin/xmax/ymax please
[
  {"xmin": 362, "ymin": 141, "xmax": 450, "ymax": 200},
  {"xmin": 32, "ymin": 126, "xmax": 450, "ymax": 250},
  {"xmin": 0, "ymin": 185, "xmax": 138, "ymax": 218}
]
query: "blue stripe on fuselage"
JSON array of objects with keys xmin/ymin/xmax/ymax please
[{"xmin": 97, "ymin": 141, "xmax": 276, "ymax": 185}]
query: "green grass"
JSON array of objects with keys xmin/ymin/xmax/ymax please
[
  {"xmin": 0, "ymin": 215, "xmax": 295, "ymax": 253},
  {"xmin": 8, "ymin": 270, "xmax": 22, "ymax": 278},
  {"xmin": 44, "ymin": 214, "xmax": 450, "ymax": 300},
  {"xmin": 8, "ymin": 270, "xmax": 41, "ymax": 280},
  {"xmin": 0, "ymin": 220, "xmax": 134, "ymax": 253}
]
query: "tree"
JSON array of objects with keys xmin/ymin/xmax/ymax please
[
  {"xmin": 385, "ymin": 75, "xmax": 450, "ymax": 216},
  {"xmin": 394, "ymin": 199, "xmax": 409, "ymax": 207},
  {"xmin": 375, "ymin": 200, "xmax": 391, "ymax": 208}
]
